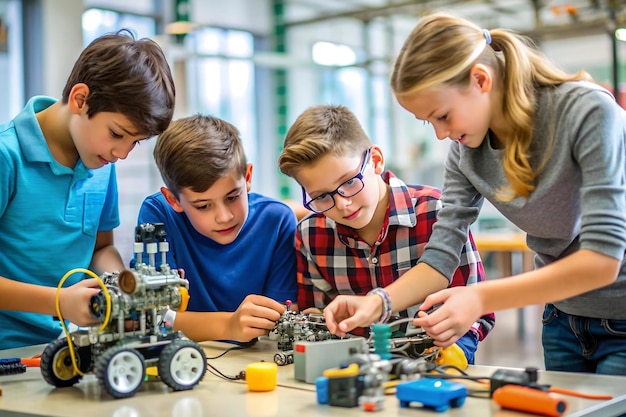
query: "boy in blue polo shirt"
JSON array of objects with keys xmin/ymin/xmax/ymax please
[
  {"xmin": 0, "ymin": 30, "xmax": 175, "ymax": 349},
  {"xmin": 136, "ymin": 114, "xmax": 297, "ymax": 343}
]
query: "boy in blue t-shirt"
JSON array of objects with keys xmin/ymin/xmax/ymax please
[
  {"xmin": 0, "ymin": 30, "xmax": 176, "ymax": 349},
  {"xmin": 137, "ymin": 115, "xmax": 297, "ymax": 343}
]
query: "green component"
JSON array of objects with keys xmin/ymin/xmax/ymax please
[
  {"xmin": 273, "ymin": 0, "xmax": 290, "ymax": 199},
  {"xmin": 371, "ymin": 323, "xmax": 392, "ymax": 360}
]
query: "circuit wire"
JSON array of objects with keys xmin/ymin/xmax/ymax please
[
  {"xmin": 205, "ymin": 344, "xmax": 246, "ymax": 360},
  {"xmin": 55, "ymin": 268, "xmax": 111, "ymax": 377},
  {"xmin": 205, "ymin": 361, "xmax": 245, "ymax": 381}
]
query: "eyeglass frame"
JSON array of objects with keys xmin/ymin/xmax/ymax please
[{"xmin": 301, "ymin": 147, "xmax": 371, "ymax": 214}]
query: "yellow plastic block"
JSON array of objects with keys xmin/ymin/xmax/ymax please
[
  {"xmin": 245, "ymin": 362, "xmax": 277, "ymax": 392},
  {"xmin": 436, "ymin": 344, "xmax": 468, "ymax": 370}
]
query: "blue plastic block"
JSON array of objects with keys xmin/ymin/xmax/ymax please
[
  {"xmin": 315, "ymin": 376, "xmax": 329, "ymax": 404},
  {"xmin": 396, "ymin": 378, "xmax": 467, "ymax": 412}
]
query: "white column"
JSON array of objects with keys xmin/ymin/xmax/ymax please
[{"xmin": 41, "ymin": 0, "xmax": 84, "ymax": 97}]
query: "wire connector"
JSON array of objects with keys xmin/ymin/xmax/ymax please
[{"xmin": 490, "ymin": 367, "xmax": 548, "ymax": 396}]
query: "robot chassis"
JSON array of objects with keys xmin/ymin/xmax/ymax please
[
  {"xmin": 40, "ymin": 223, "xmax": 207, "ymax": 399},
  {"xmin": 271, "ymin": 307, "xmax": 436, "ymax": 367}
]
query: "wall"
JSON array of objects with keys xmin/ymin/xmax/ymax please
[{"xmin": 41, "ymin": 0, "xmax": 84, "ymax": 98}]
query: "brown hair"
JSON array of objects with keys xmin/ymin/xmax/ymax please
[
  {"xmin": 62, "ymin": 29, "xmax": 175, "ymax": 138},
  {"xmin": 279, "ymin": 105, "xmax": 371, "ymax": 178},
  {"xmin": 154, "ymin": 114, "xmax": 247, "ymax": 196},
  {"xmin": 390, "ymin": 13, "xmax": 591, "ymax": 200}
]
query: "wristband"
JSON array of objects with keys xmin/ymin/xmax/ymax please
[
  {"xmin": 163, "ymin": 309, "xmax": 177, "ymax": 327},
  {"xmin": 367, "ymin": 287, "xmax": 392, "ymax": 323}
]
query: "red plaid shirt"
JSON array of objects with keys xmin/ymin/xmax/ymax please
[{"xmin": 296, "ymin": 171, "xmax": 495, "ymax": 340}]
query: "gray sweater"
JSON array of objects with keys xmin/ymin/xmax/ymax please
[{"xmin": 420, "ymin": 82, "xmax": 626, "ymax": 319}]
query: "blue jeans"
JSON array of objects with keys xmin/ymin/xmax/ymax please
[{"xmin": 542, "ymin": 304, "xmax": 626, "ymax": 375}]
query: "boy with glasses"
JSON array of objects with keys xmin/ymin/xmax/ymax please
[{"xmin": 278, "ymin": 104, "xmax": 495, "ymax": 363}]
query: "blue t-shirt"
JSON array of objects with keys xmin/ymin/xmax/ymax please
[
  {"xmin": 135, "ymin": 192, "xmax": 297, "ymax": 312},
  {"xmin": 0, "ymin": 96, "xmax": 119, "ymax": 349}
]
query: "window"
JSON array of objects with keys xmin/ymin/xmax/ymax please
[
  {"xmin": 313, "ymin": 41, "xmax": 391, "ymax": 157},
  {"xmin": 0, "ymin": 0, "xmax": 23, "ymax": 122},
  {"xmin": 184, "ymin": 27, "xmax": 258, "ymax": 168},
  {"xmin": 82, "ymin": 8, "xmax": 156, "ymax": 46}
]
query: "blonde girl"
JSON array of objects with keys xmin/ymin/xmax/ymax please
[{"xmin": 323, "ymin": 12, "xmax": 626, "ymax": 375}]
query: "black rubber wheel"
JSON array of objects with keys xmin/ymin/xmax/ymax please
[
  {"xmin": 157, "ymin": 339, "xmax": 206, "ymax": 391},
  {"xmin": 95, "ymin": 345, "xmax": 145, "ymax": 399},
  {"xmin": 40, "ymin": 338, "xmax": 90, "ymax": 387}
]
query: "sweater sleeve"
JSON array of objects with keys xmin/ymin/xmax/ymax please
[
  {"xmin": 418, "ymin": 142, "xmax": 484, "ymax": 280},
  {"xmin": 568, "ymin": 88, "xmax": 626, "ymax": 261}
]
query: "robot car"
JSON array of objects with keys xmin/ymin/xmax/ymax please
[
  {"xmin": 271, "ymin": 306, "xmax": 436, "ymax": 366},
  {"xmin": 40, "ymin": 223, "xmax": 207, "ymax": 399}
]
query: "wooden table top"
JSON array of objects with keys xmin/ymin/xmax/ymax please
[{"xmin": 473, "ymin": 232, "xmax": 529, "ymax": 252}]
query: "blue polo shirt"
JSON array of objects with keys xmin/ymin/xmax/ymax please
[{"xmin": 0, "ymin": 96, "xmax": 120, "ymax": 349}]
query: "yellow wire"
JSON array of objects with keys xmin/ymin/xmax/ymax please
[{"xmin": 55, "ymin": 268, "xmax": 111, "ymax": 376}]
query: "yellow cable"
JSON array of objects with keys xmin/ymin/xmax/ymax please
[{"xmin": 55, "ymin": 268, "xmax": 111, "ymax": 376}]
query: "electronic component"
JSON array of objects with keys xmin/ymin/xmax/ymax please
[
  {"xmin": 490, "ymin": 367, "xmax": 548, "ymax": 395},
  {"xmin": 272, "ymin": 310, "xmax": 332, "ymax": 351},
  {"xmin": 294, "ymin": 338, "xmax": 366, "ymax": 383},
  {"xmin": 316, "ymin": 354, "xmax": 392, "ymax": 412}
]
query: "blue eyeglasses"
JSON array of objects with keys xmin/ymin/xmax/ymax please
[{"xmin": 302, "ymin": 148, "xmax": 371, "ymax": 214}]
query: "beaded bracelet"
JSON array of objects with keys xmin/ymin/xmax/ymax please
[{"xmin": 367, "ymin": 287, "xmax": 392, "ymax": 323}]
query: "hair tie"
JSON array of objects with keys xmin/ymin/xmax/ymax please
[{"xmin": 482, "ymin": 29, "xmax": 492, "ymax": 45}]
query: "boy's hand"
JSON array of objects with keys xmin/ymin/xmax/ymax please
[
  {"xmin": 413, "ymin": 286, "xmax": 483, "ymax": 347},
  {"xmin": 323, "ymin": 294, "xmax": 383, "ymax": 337},
  {"xmin": 229, "ymin": 294, "xmax": 285, "ymax": 342},
  {"xmin": 58, "ymin": 279, "xmax": 102, "ymax": 327}
]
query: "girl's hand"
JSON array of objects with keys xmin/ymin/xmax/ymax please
[
  {"xmin": 323, "ymin": 294, "xmax": 383, "ymax": 337},
  {"xmin": 413, "ymin": 286, "xmax": 484, "ymax": 347}
]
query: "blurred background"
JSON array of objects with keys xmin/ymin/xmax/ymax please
[
  {"xmin": 2, "ymin": 0, "xmax": 625, "ymax": 367},
  {"xmin": 1, "ymin": 0, "xmax": 625, "ymax": 254}
]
